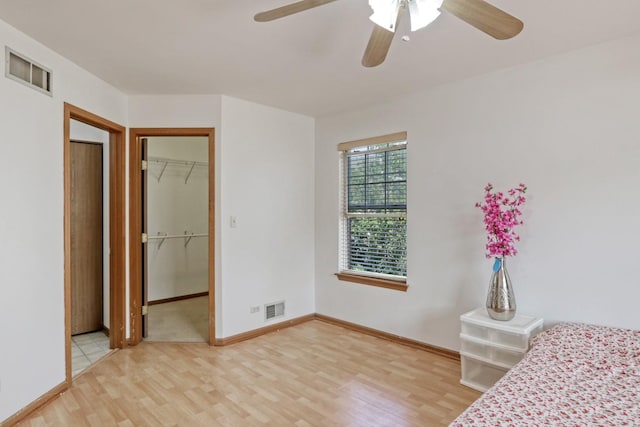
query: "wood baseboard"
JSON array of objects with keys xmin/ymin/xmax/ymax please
[
  {"xmin": 1, "ymin": 381, "xmax": 67, "ymax": 427},
  {"xmin": 213, "ymin": 313, "xmax": 459, "ymax": 361},
  {"xmin": 314, "ymin": 314, "xmax": 460, "ymax": 361},
  {"xmin": 148, "ymin": 291, "xmax": 209, "ymax": 306},
  {"xmin": 214, "ymin": 314, "xmax": 316, "ymax": 346}
]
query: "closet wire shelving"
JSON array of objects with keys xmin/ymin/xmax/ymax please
[
  {"xmin": 145, "ymin": 155, "xmax": 209, "ymax": 249},
  {"xmin": 147, "ymin": 156, "xmax": 208, "ymax": 184}
]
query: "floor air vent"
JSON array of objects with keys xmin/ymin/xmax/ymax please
[{"xmin": 265, "ymin": 301, "xmax": 285, "ymax": 321}]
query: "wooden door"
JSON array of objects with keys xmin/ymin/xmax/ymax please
[{"xmin": 70, "ymin": 141, "xmax": 103, "ymax": 335}]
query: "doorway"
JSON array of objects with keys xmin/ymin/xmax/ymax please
[
  {"xmin": 63, "ymin": 103, "xmax": 126, "ymax": 385},
  {"xmin": 129, "ymin": 128, "xmax": 215, "ymax": 345},
  {"xmin": 144, "ymin": 136, "xmax": 209, "ymax": 342},
  {"xmin": 69, "ymin": 134, "xmax": 113, "ymax": 376}
]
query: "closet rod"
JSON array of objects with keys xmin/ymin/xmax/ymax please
[
  {"xmin": 149, "ymin": 232, "xmax": 208, "ymax": 249},
  {"xmin": 147, "ymin": 233, "xmax": 208, "ymax": 240}
]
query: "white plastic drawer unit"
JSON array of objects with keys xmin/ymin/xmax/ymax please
[
  {"xmin": 460, "ymin": 308, "xmax": 543, "ymax": 351},
  {"xmin": 459, "ymin": 308, "xmax": 544, "ymax": 392},
  {"xmin": 460, "ymin": 334, "xmax": 526, "ymax": 367},
  {"xmin": 460, "ymin": 355, "xmax": 508, "ymax": 393}
]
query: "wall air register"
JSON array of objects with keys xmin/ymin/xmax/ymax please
[
  {"xmin": 265, "ymin": 301, "xmax": 285, "ymax": 321},
  {"xmin": 5, "ymin": 46, "xmax": 52, "ymax": 95}
]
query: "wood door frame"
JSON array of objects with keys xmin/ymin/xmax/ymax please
[
  {"xmin": 64, "ymin": 103, "xmax": 127, "ymax": 386},
  {"xmin": 129, "ymin": 128, "xmax": 216, "ymax": 346}
]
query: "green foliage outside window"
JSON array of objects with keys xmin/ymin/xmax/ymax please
[{"xmin": 348, "ymin": 217, "xmax": 407, "ymax": 276}]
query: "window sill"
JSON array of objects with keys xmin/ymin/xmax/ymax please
[{"xmin": 335, "ymin": 273, "xmax": 408, "ymax": 292}]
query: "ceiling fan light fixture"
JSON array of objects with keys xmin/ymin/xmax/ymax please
[
  {"xmin": 256, "ymin": 0, "xmax": 524, "ymax": 69},
  {"xmin": 369, "ymin": 0, "xmax": 443, "ymax": 33},
  {"xmin": 368, "ymin": 0, "xmax": 402, "ymax": 32},
  {"xmin": 408, "ymin": 0, "xmax": 443, "ymax": 32}
]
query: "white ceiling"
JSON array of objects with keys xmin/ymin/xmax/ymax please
[{"xmin": 1, "ymin": 0, "xmax": 640, "ymax": 117}]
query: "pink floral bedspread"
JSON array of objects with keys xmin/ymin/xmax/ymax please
[{"xmin": 451, "ymin": 323, "xmax": 640, "ymax": 426}]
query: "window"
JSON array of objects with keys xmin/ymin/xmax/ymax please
[{"xmin": 337, "ymin": 132, "xmax": 407, "ymax": 291}]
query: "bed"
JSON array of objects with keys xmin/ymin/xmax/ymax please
[{"xmin": 450, "ymin": 322, "xmax": 640, "ymax": 426}]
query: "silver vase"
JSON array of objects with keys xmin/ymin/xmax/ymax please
[{"xmin": 486, "ymin": 256, "xmax": 516, "ymax": 321}]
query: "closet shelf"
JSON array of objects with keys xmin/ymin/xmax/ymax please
[
  {"xmin": 148, "ymin": 231, "xmax": 208, "ymax": 248},
  {"xmin": 147, "ymin": 156, "xmax": 208, "ymax": 184}
]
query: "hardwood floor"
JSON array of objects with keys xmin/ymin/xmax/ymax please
[{"xmin": 18, "ymin": 321, "xmax": 480, "ymax": 426}]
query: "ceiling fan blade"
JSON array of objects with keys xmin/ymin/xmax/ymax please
[
  {"xmin": 254, "ymin": 0, "xmax": 338, "ymax": 22},
  {"xmin": 441, "ymin": 0, "xmax": 523, "ymax": 40},
  {"xmin": 362, "ymin": 26, "xmax": 396, "ymax": 67}
]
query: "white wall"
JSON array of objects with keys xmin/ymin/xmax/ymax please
[
  {"xmin": 146, "ymin": 136, "xmax": 209, "ymax": 301},
  {"xmin": 70, "ymin": 119, "xmax": 111, "ymax": 328},
  {"xmin": 315, "ymin": 33, "xmax": 640, "ymax": 351},
  {"xmin": 219, "ymin": 96, "xmax": 315, "ymax": 337},
  {"xmin": 0, "ymin": 19, "xmax": 127, "ymax": 422}
]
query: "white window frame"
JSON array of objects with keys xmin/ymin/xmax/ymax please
[{"xmin": 336, "ymin": 131, "xmax": 408, "ymax": 291}]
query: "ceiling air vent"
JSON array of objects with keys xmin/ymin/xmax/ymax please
[
  {"xmin": 5, "ymin": 46, "xmax": 52, "ymax": 96},
  {"xmin": 265, "ymin": 301, "xmax": 285, "ymax": 321}
]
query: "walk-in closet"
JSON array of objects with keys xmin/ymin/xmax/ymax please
[{"xmin": 144, "ymin": 136, "xmax": 209, "ymax": 342}]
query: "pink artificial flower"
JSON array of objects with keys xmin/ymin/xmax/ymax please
[{"xmin": 476, "ymin": 183, "xmax": 527, "ymax": 258}]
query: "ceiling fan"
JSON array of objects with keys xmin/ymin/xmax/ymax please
[{"xmin": 254, "ymin": 0, "xmax": 523, "ymax": 67}]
